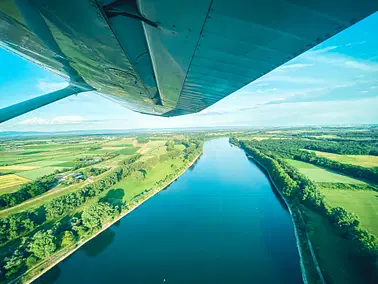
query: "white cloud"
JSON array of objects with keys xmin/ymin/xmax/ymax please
[
  {"xmin": 258, "ymin": 75, "xmax": 325, "ymax": 84},
  {"xmin": 37, "ymin": 80, "xmax": 69, "ymax": 92},
  {"xmin": 309, "ymin": 46, "xmax": 339, "ymax": 54},
  {"xmin": 19, "ymin": 116, "xmax": 86, "ymax": 125},
  {"xmin": 278, "ymin": 63, "xmax": 313, "ymax": 70},
  {"xmin": 305, "ymin": 51, "xmax": 378, "ymax": 72},
  {"xmin": 343, "ymin": 60, "xmax": 378, "ymax": 71}
]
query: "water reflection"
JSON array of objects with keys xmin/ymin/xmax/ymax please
[
  {"xmin": 81, "ymin": 229, "xmax": 115, "ymax": 257},
  {"xmin": 245, "ymin": 155, "xmax": 288, "ymax": 212},
  {"xmin": 35, "ymin": 138, "xmax": 302, "ymax": 284},
  {"xmin": 189, "ymin": 154, "xmax": 202, "ymax": 171},
  {"xmin": 33, "ymin": 266, "xmax": 61, "ymax": 284}
]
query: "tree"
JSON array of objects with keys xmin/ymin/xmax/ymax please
[
  {"xmin": 329, "ymin": 207, "xmax": 359, "ymax": 233},
  {"xmin": 28, "ymin": 230, "xmax": 56, "ymax": 259},
  {"xmin": 70, "ymin": 216, "xmax": 87, "ymax": 237},
  {"xmin": 165, "ymin": 141, "xmax": 175, "ymax": 151},
  {"xmin": 131, "ymin": 170, "xmax": 146, "ymax": 181},
  {"xmin": 61, "ymin": 231, "xmax": 76, "ymax": 247},
  {"xmin": 82, "ymin": 203, "xmax": 115, "ymax": 230},
  {"xmin": 26, "ymin": 255, "xmax": 38, "ymax": 268},
  {"xmin": 4, "ymin": 250, "xmax": 24, "ymax": 277}
]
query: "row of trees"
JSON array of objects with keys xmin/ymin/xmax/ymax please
[
  {"xmin": 316, "ymin": 182, "xmax": 377, "ymax": 192},
  {"xmin": 294, "ymin": 151, "xmax": 378, "ymax": 184},
  {"xmin": 1, "ymin": 200, "xmax": 119, "ymax": 280},
  {"xmin": 0, "ymin": 153, "xmax": 117, "ymax": 210},
  {"xmin": 234, "ymin": 138, "xmax": 378, "ymax": 280},
  {"xmin": 242, "ymin": 138, "xmax": 378, "ymax": 184},
  {"xmin": 246, "ymin": 137, "xmax": 378, "ymax": 156},
  {"xmin": 0, "ymin": 141, "xmax": 204, "ymax": 281},
  {"xmin": 0, "ymin": 154, "xmax": 143, "ymax": 246},
  {"xmin": 71, "ymin": 153, "xmax": 116, "ymax": 170},
  {"xmin": 290, "ymin": 129, "xmax": 378, "ymax": 143},
  {"xmin": 0, "ymin": 175, "xmax": 57, "ymax": 210},
  {"xmin": 60, "ymin": 167, "xmax": 109, "ymax": 186},
  {"xmin": 235, "ymin": 139, "xmax": 322, "ymax": 205}
]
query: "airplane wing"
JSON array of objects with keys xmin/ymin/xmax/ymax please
[{"xmin": 0, "ymin": 0, "xmax": 377, "ymax": 122}]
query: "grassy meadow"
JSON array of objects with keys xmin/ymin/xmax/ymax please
[
  {"xmin": 0, "ymin": 133, "xmax": 204, "ymax": 283},
  {"xmin": 109, "ymin": 158, "xmax": 186, "ymax": 203},
  {"xmin": 321, "ymin": 188, "xmax": 378, "ymax": 236},
  {"xmin": 302, "ymin": 206, "xmax": 367, "ymax": 284},
  {"xmin": 238, "ymin": 128, "xmax": 378, "ymax": 283},
  {"xmin": 0, "ymin": 136, "xmax": 155, "ymax": 216},
  {"xmin": 285, "ymin": 159, "xmax": 366, "ymax": 184},
  {"xmin": 308, "ymin": 150, "xmax": 378, "ymax": 168},
  {"xmin": 285, "ymin": 155, "xmax": 377, "ymax": 237},
  {"xmin": 0, "ymin": 174, "xmax": 30, "ymax": 194},
  {"xmin": 0, "ymin": 137, "xmax": 141, "ymax": 191}
]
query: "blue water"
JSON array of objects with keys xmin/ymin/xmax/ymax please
[{"xmin": 35, "ymin": 138, "xmax": 303, "ymax": 284}]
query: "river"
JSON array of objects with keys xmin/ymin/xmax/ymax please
[{"xmin": 35, "ymin": 138, "xmax": 303, "ymax": 284}]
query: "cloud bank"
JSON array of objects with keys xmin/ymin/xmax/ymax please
[{"xmin": 19, "ymin": 116, "xmax": 87, "ymax": 125}]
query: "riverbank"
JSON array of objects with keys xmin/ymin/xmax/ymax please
[
  {"xmin": 244, "ymin": 154, "xmax": 326, "ymax": 284},
  {"xmin": 19, "ymin": 153, "xmax": 202, "ymax": 284}
]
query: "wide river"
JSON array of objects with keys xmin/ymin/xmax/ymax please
[{"xmin": 36, "ymin": 138, "xmax": 303, "ymax": 284}]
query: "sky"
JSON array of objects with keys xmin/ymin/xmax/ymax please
[{"xmin": 0, "ymin": 12, "xmax": 378, "ymax": 132}]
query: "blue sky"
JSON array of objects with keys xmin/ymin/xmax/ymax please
[{"xmin": 1, "ymin": 12, "xmax": 378, "ymax": 131}]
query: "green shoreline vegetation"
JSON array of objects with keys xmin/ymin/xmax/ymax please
[
  {"xmin": 0, "ymin": 135, "xmax": 203, "ymax": 283},
  {"xmin": 231, "ymin": 129, "xmax": 378, "ymax": 284},
  {"xmin": 1, "ymin": 127, "xmax": 377, "ymax": 283}
]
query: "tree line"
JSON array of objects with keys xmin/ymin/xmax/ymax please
[
  {"xmin": 232, "ymin": 138, "xmax": 378, "ymax": 281},
  {"xmin": 0, "ymin": 154, "xmax": 142, "ymax": 247},
  {"xmin": 0, "ymin": 153, "xmax": 118, "ymax": 210},
  {"xmin": 0, "ymin": 143, "xmax": 203, "ymax": 281},
  {"xmin": 240, "ymin": 138, "xmax": 378, "ymax": 184},
  {"xmin": 0, "ymin": 175, "xmax": 57, "ymax": 210},
  {"xmin": 246, "ymin": 137, "xmax": 378, "ymax": 156}
]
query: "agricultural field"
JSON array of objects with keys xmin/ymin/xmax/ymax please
[
  {"xmin": 0, "ymin": 136, "xmax": 141, "ymax": 188},
  {"xmin": 285, "ymin": 159, "xmax": 366, "ymax": 184},
  {"xmin": 0, "ymin": 132, "xmax": 203, "ymax": 283},
  {"xmin": 286, "ymin": 155, "xmax": 378, "ymax": 236},
  {"xmin": 235, "ymin": 127, "xmax": 378, "ymax": 283},
  {"xmin": 0, "ymin": 174, "xmax": 30, "ymax": 194},
  {"xmin": 308, "ymin": 150, "xmax": 378, "ymax": 168},
  {"xmin": 302, "ymin": 207, "xmax": 366, "ymax": 284},
  {"xmin": 320, "ymin": 189, "xmax": 378, "ymax": 236},
  {"xmin": 0, "ymin": 135, "xmax": 146, "ymax": 214},
  {"xmin": 108, "ymin": 157, "xmax": 186, "ymax": 203}
]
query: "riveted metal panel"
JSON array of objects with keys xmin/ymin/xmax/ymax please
[{"xmin": 176, "ymin": 0, "xmax": 378, "ymax": 113}]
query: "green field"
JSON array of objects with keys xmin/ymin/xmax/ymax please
[
  {"xmin": 0, "ymin": 137, "xmax": 144, "ymax": 183},
  {"xmin": 17, "ymin": 167, "xmax": 66, "ymax": 180},
  {"xmin": 21, "ymin": 160, "xmax": 69, "ymax": 167},
  {"xmin": 286, "ymin": 157, "xmax": 378, "ymax": 235},
  {"xmin": 0, "ymin": 174, "xmax": 30, "ymax": 194},
  {"xmin": 53, "ymin": 161, "xmax": 79, "ymax": 167},
  {"xmin": 101, "ymin": 138, "xmax": 134, "ymax": 147},
  {"xmin": 308, "ymin": 150, "xmax": 378, "ymax": 168},
  {"xmin": 302, "ymin": 207, "xmax": 367, "ymax": 284},
  {"xmin": 113, "ymin": 147, "xmax": 139, "ymax": 155},
  {"xmin": 0, "ymin": 136, "xmax": 191, "ymax": 219},
  {"xmin": 174, "ymin": 144, "xmax": 186, "ymax": 151},
  {"xmin": 320, "ymin": 188, "xmax": 378, "ymax": 236},
  {"xmin": 109, "ymin": 158, "xmax": 186, "ymax": 202},
  {"xmin": 285, "ymin": 159, "xmax": 366, "ymax": 184}
]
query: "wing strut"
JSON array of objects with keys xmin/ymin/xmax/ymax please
[{"xmin": 0, "ymin": 85, "xmax": 88, "ymax": 123}]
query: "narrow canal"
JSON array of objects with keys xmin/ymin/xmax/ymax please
[{"xmin": 36, "ymin": 138, "xmax": 303, "ymax": 284}]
